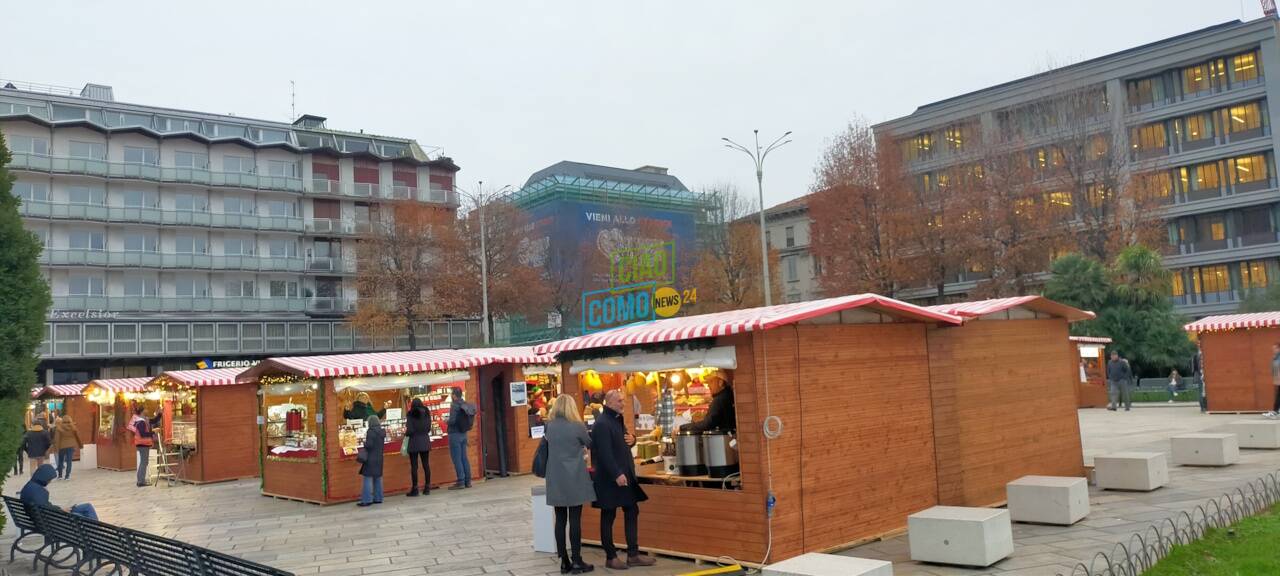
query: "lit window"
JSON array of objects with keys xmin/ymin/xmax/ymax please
[
  {"xmin": 1184, "ymin": 113, "xmax": 1213, "ymax": 142},
  {"xmin": 1233, "ymin": 155, "xmax": 1268, "ymax": 185},
  {"xmin": 1227, "ymin": 102, "xmax": 1263, "ymax": 133},
  {"xmin": 1244, "ymin": 260, "xmax": 1269, "ymax": 289},
  {"xmin": 1208, "ymin": 219, "xmax": 1226, "ymax": 241},
  {"xmin": 1171, "ymin": 271, "xmax": 1186, "ymax": 297},
  {"xmin": 1194, "ymin": 162, "xmax": 1221, "ymax": 190},
  {"xmin": 1233, "ymin": 51, "xmax": 1260, "ymax": 84},
  {"xmin": 1183, "ymin": 63, "xmax": 1212, "ymax": 95},
  {"xmin": 1130, "ymin": 124, "xmax": 1167, "ymax": 151}
]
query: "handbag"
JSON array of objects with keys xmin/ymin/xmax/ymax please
[
  {"xmin": 356, "ymin": 447, "xmax": 367, "ymax": 464},
  {"xmin": 532, "ymin": 438, "xmax": 549, "ymax": 478},
  {"xmin": 400, "ymin": 436, "xmax": 409, "ymax": 456}
]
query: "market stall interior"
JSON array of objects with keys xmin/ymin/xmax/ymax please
[
  {"xmin": 535, "ymin": 293, "xmax": 1092, "ymax": 565},
  {"xmin": 82, "ymin": 377, "xmax": 158, "ymax": 472},
  {"xmin": 1069, "ymin": 336, "xmax": 1112, "ymax": 408},
  {"xmin": 144, "ymin": 368, "xmax": 259, "ymax": 484}
]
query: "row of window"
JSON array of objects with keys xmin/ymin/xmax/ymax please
[
  {"xmin": 1129, "ymin": 100, "xmax": 1267, "ymax": 155},
  {"xmin": 1168, "ymin": 205, "xmax": 1277, "ymax": 249},
  {"xmin": 12, "ymin": 183, "xmax": 301, "ymax": 217},
  {"xmin": 63, "ymin": 274, "xmax": 302, "ymax": 298},
  {"xmin": 1136, "ymin": 152, "xmax": 1274, "ymax": 200},
  {"xmin": 51, "ymin": 230, "xmax": 312, "ymax": 258},
  {"xmin": 995, "ymin": 86, "xmax": 1110, "ymax": 142},
  {"xmin": 1171, "ymin": 258, "xmax": 1274, "ymax": 304},
  {"xmin": 901, "ymin": 120, "xmax": 981, "ymax": 162},
  {"xmin": 1, "ymin": 97, "xmax": 417, "ymax": 159},
  {"xmin": 6, "ymin": 135, "xmax": 302, "ymax": 176},
  {"xmin": 1127, "ymin": 49, "xmax": 1262, "ymax": 111}
]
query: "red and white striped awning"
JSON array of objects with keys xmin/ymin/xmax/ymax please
[
  {"xmin": 1069, "ymin": 336, "xmax": 1112, "ymax": 344},
  {"xmin": 35, "ymin": 384, "xmax": 88, "ymax": 398},
  {"xmin": 534, "ymin": 293, "xmax": 962, "ymax": 355},
  {"xmin": 88, "ymin": 377, "xmax": 152, "ymax": 393},
  {"xmin": 463, "ymin": 346, "xmax": 557, "ymax": 366},
  {"xmin": 925, "ymin": 296, "xmax": 1095, "ymax": 322},
  {"xmin": 1186, "ymin": 311, "xmax": 1280, "ymax": 333},
  {"xmin": 148, "ymin": 368, "xmax": 244, "ymax": 389}
]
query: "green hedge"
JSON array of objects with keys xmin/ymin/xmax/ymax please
[
  {"xmin": 1131, "ymin": 389, "xmax": 1200, "ymax": 403},
  {"xmin": 0, "ymin": 396, "xmax": 27, "ymax": 532}
]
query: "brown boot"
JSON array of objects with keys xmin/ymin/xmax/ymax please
[
  {"xmin": 605, "ymin": 557, "xmax": 628, "ymax": 570},
  {"xmin": 626, "ymin": 553, "xmax": 655, "ymax": 567}
]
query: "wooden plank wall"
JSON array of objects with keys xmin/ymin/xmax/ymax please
[
  {"xmin": 479, "ymin": 364, "xmax": 539, "ymax": 475},
  {"xmin": 63, "ymin": 396, "xmax": 96, "ymax": 460},
  {"xmin": 262, "ymin": 459, "xmax": 325, "ymax": 503},
  {"xmin": 1202, "ymin": 328, "xmax": 1280, "ymax": 412},
  {"xmin": 192, "ymin": 385, "xmax": 260, "ymax": 483},
  {"xmin": 97, "ymin": 399, "xmax": 135, "ymax": 471},
  {"xmin": 928, "ymin": 319, "xmax": 1084, "ymax": 507},
  {"xmin": 795, "ymin": 323, "xmax": 939, "ymax": 552}
]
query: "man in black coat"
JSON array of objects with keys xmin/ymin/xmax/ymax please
[{"xmin": 590, "ymin": 390, "xmax": 655, "ymax": 570}]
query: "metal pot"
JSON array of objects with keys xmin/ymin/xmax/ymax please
[
  {"xmin": 675, "ymin": 431, "xmax": 705, "ymax": 476},
  {"xmin": 701, "ymin": 432, "xmax": 739, "ymax": 478}
]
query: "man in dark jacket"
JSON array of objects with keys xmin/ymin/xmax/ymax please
[
  {"xmin": 590, "ymin": 390, "xmax": 655, "ymax": 570},
  {"xmin": 21, "ymin": 464, "xmax": 98, "ymax": 520},
  {"xmin": 1106, "ymin": 351, "xmax": 1133, "ymax": 412},
  {"xmin": 446, "ymin": 387, "xmax": 476, "ymax": 489},
  {"xmin": 680, "ymin": 373, "xmax": 736, "ymax": 434},
  {"xmin": 21, "ymin": 419, "xmax": 53, "ymax": 473}
]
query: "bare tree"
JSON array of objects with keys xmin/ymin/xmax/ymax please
[{"xmin": 690, "ymin": 184, "xmax": 781, "ymax": 312}]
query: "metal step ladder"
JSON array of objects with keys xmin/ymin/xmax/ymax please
[{"xmin": 152, "ymin": 435, "xmax": 182, "ymax": 487}]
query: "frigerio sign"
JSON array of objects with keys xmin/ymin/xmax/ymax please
[{"xmin": 582, "ymin": 282, "xmax": 657, "ymax": 334}]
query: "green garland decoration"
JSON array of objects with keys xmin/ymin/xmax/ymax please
[{"xmin": 318, "ymin": 383, "xmax": 328, "ymax": 498}]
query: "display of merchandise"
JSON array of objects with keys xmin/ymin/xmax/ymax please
[
  {"xmin": 265, "ymin": 400, "xmax": 318, "ymax": 457},
  {"xmin": 411, "ymin": 382, "xmax": 462, "ymax": 449}
]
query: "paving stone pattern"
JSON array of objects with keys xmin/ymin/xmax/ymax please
[{"xmin": 2, "ymin": 407, "xmax": 1275, "ymax": 576}]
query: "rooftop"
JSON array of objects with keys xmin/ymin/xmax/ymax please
[{"xmin": 521, "ymin": 160, "xmax": 689, "ymax": 191}]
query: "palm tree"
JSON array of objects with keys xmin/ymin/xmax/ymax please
[{"xmin": 1110, "ymin": 245, "xmax": 1171, "ymax": 306}]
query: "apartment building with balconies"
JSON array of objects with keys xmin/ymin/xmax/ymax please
[
  {"xmin": 0, "ymin": 82, "xmax": 478, "ymax": 383},
  {"xmin": 875, "ymin": 18, "xmax": 1280, "ymax": 318}
]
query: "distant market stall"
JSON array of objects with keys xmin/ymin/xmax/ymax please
[
  {"xmin": 236, "ymin": 346, "xmax": 553, "ymax": 504},
  {"xmin": 1185, "ymin": 312, "xmax": 1280, "ymax": 412},
  {"xmin": 82, "ymin": 377, "xmax": 155, "ymax": 471},
  {"xmin": 30, "ymin": 384, "xmax": 95, "ymax": 461},
  {"xmin": 144, "ymin": 368, "xmax": 259, "ymax": 484},
  {"xmin": 534, "ymin": 294, "xmax": 965, "ymax": 564},
  {"xmin": 469, "ymin": 348, "xmax": 560, "ymax": 476},
  {"xmin": 924, "ymin": 296, "xmax": 1093, "ymax": 507},
  {"xmin": 1069, "ymin": 336, "xmax": 1112, "ymax": 408}
]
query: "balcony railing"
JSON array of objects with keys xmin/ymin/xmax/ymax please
[
  {"xmin": 305, "ymin": 218, "xmax": 356, "ymax": 235},
  {"xmin": 304, "ymin": 257, "xmax": 356, "ymax": 273},
  {"xmin": 17, "ymin": 201, "xmax": 305, "ymax": 233},
  {"xmin": 51, "ymin": 296, "xmax": 308, "ymax": 313},
  {"xmin": 39, "ymin": 249, "xmax": 306, "ymax": 272},
  {"xmin": 307, "ymin": 297, "xmax": 358, "ymax": 313},
  {"xmin": 7, "ymin": 154, "xmax": 304, "ymax": 193}
]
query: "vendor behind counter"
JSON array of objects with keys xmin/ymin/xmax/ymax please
[{"xmin": 679, "ymin": 372, "xmax": 735, "ymax": 434}]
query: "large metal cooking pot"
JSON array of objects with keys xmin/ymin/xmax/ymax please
[
  {"xmin": 701, "ymin": 431, "xmax": 739, "ymax": 478},
  {"xmin": 675, "ymin": 431, "xmax": 706, "ymax": 476}
]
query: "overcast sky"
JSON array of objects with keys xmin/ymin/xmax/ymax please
[{"xmin": 4, "ymin": 0, "xmax": 1262, "ymax": 208}]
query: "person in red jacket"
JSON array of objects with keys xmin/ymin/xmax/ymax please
[{"xmin": 129, "ymin": 404, "xmax": 162, "ymax": 487}]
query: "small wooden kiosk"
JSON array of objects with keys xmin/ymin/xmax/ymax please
[
  {"xmin": 83, "ymin": 377, "xmax": 156, "ymax": 471},
  {"xmin": 1185, "ymin": 312, "xmax": 1280, "ymax": 412},
  {"xmin": 238, "ymin": 349, "xmax": 491, "ymax": 505},
  {"xmin": 470, "ymin": 347, "xmax": 560, "ymax": 476},
  {"xmin": 1069, "ymin": 336, "xmax": 1111, "ymax": 408},
  {"xmin": 144, "ymin": 368, "xmax": 260, "ymax": 484},
  {"xmin": 31, "ymin": 385, "xmax": 96, "ymax": 461},
  {"xmin": 534, "ymin": 294, "xmax": 964, "ymax": 564},
  {"xmin": 924, "ymin": 296, "xmax": 1091, "ymax": 507}
]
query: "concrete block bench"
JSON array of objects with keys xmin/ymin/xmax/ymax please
[
  {"xmin": 1171, "ymin": 433, "xmax": 1239, "ymax": 466},
  {"xmin": 907, "ymin": 506, "xmax": 1012, "ymax": 567},
  {"xmin": 763, "ymin": 553, "xmax": 892, "ymax": 576},
  {"xmin": 1094, "ymin": 452, "xmax": 1168, "ymax": 491},
  {"xmin": 1229, "ymin": 420, "xmax": 1280, "ymax": 449},
  {"xmin": 1006, "ymin": 475, "xmax": 1089, "ymax": 525}
]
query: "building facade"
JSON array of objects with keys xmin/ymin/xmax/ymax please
[
  {"xmin": 0, "ymin": 82, "xmax": 477, "ymax": 384},
  {"xmin": 762, "ymin": 194, "xmax": 822, "ymax": 303},
  {"xmin": 500, "ymin": 161, "xmax": 712, "ymax": 341},
  {"xmin": 875, "ymin": 18, "xmax": 1280, "ymax": 318}
]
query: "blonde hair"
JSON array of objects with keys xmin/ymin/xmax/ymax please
[{"xmin": 548, "ymin": 395, "xmax": 582, "ymax": 423}]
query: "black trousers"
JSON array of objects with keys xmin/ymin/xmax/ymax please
[
  {"xmin": 1273, "ymin": 387, "xmax": 1280, "ymax": 412},
  {"xmin": 599, "ymin": 505, "xmax": 639, "ymax": 559},
  {"xmin": 409, "ymin": 451, "xmax": 430, "ymax": 491},
  {"xmin": 554, "ymin": 505, "xmax": 583, "ymax": 559}
]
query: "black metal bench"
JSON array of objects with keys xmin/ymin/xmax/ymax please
[{"xmin": 3, "ymin": 495, "xmax": 293, "ymax": 576}]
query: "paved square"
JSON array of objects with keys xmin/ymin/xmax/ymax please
[{"xmin": 3, "ymin": 407, "xmax": 1277, "ymax": 576}]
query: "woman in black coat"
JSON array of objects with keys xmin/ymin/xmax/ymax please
[
  {"xmin": 357, "ymin": 415, "xmax": 386, "ymax": 507},
  {"xmin": 405, "ymin": 398, "xmax": 433, "ymax": 496}
]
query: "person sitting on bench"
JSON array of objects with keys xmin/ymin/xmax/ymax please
[{"xmin": 20, "ymin": 464, "xmax": 97, "ymax": 520}]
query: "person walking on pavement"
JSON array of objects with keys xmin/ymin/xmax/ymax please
[
  {"xmin": 21, "ymin": 418, "xmax": 52, "ymax": 474},
  {"xmin": 1167, "ymin": 369, "xmax": 1181, "ymax": 404},
  {"xmin": 1266, "ymin": 344, "xmax": 1280, "ymax": 419},
  {"xmin": 590, "ymin": 390, "xmax": 655, "ymax": 570},
  {"xmin": 1106, "ymin": 351, "xmax": 1133, "ymax": 411},
  {"xmin": 544, "ymin": 396, "xmax": 596, "ymax": 574},
  {"xmin": 129, "ymin": 404, "xmax": 162, "ymax": 487},
  {"xmin": 446, "ymin": 387, "xmax": 476, "ymax": 489},
  {"xmin": 404, "ymin": 398, "xmax": 433, "ymax": 496},
  {"xmin": 52, "ymin": 415, "xmax": 83, "ymax": 480},
  {"xmin": 357, "ymin": 415, "xmax": 386, "ymax": 507}
]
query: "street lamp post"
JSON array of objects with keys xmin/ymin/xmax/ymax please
[
  {"xmin": 454, "ymin": 181, "xmax": 512, "ymax": 346},
  {"xmin": 723, "ymin": 130, "xmax": 791, "ymax": 307}
]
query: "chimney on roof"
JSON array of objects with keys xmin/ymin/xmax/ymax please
[
  {"xmin": 80, "ymin": 83, "xmax": 114, "ymax": 102},
  {"xmin": 634, "ymin": 165, "xmax": 668, "ymax": 175}
]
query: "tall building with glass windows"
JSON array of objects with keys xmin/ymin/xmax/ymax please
[
  {"xmin": 875, "ymin": 18, "xmax": 1280, "ymax": 318},
  {"xmin": 0, "ymin": 81, "xmax": 478, "ymax": 384}
]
